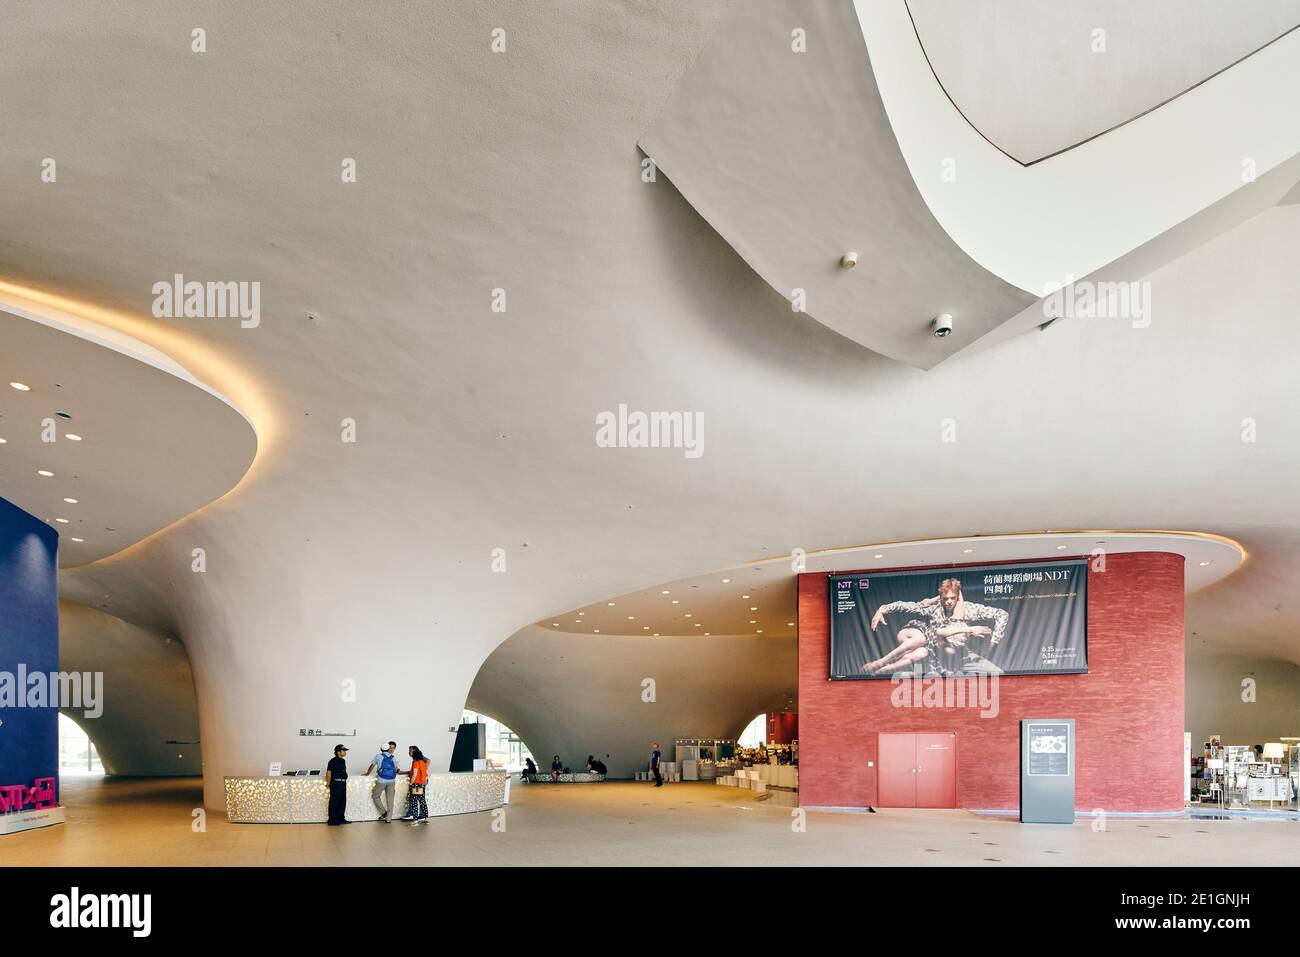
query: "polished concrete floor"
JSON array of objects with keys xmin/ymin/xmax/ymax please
[{"xmin": 2, "ymin": 775, "xmax": 1295, "ymax": 866}]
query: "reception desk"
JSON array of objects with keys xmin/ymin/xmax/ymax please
[{"xmin": 224, "ymin": 771, "xmax": 508, "ymax": 823}]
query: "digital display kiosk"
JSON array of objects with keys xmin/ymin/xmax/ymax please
[{"xmin": 1020, "ymin": 718, "xmax": 1075, "ymax": 823}]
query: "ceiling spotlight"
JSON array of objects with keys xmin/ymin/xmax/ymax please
[
  {"xmin": 552, "ymin": 622, "xmax": 559, "ymax": 627},
  {"xmin": 1056, "ymin": 545, "xmax": 1068, "ymax": 550},
  {"xmin": 749, "ymin": 606, "xmax": 757, "ymax": 611},
  {"xmin": 9, "ymin": 382, "xmax": 30, "ymax": 391},
  {"xmin": 593, "ymin": 629, "xmax": 600, "ymax": 634},
  {"xmin": 642, "ymin": 626, "xmax": 649, "ymax": 630},
  {"xmin": 0, "ymin": 437, "xmax": 6, "ymax": 444},
  {"xmin": 742, "ymin": 594, "xmax": 750, "ymax": 599},
  {"xmin": 66, "ymin": 434, "xmax": 82, "ymax": 442},
  {"xmin": 37, "ymin": 469, "xmax": 53, "ymax": 477},
  {"xmin": 63, "ymin": 497, "xmax": 78, "ymax": 504},
  {"xmin": 578, "ymin": 611, "xmax": 584, "ymax": 616},
  {"xmin": 694, "ymin": 623, "xmax": 701, "ymax": 627},
  {"xmin": 70, "ymin": 537, "xmax": 84, "ymax": 543},
  {"xmin": 1199, "ymin": 561, "xmax": 1212, "ymax": 567},
  {"xmin": 684, "ymin": 613, "xmax": 692, "ymax": 618},
  {"xmin": 607, "ymin": 602, "xmax": 615, "ymax": 606},
  {"xmin": 704, "ymin": 632, "xmax": 710, "ymax": 636},
  {"xmin": 756, "ymin": 629, "xmax": 763, "ymax": 634},
  {"xmin": 962, "ymin": 548, "xmax": 973, "ymax": 554},
  {"xmin": 653, "ymin": 633, "xmax": 659, "ymax": 637},
  {"xmin": 749, "ymin": 620, "xmax": 757, "ymax": 624},
  {"xmin": 840, "ymin": 251, "xmax": 859, "ymax": 269},
  {"xmin": 874, "ymin": 554, "xmax": 884, "ymax": 559},
  {"xmin": 661, "ymin": 590, "xmax": 670, "ymax": 595},
  {"xmin": 787, "ymin": 622, "xmax": 794, "ymax": 626},
  {"xmin": 55, "ymin": 518, "xmax": 69, "ymax": 524},
  {"xmin": 932, "ymin": 313, "xmax": 954, "ymax": 338},
  {"xmin": 671, "ymin": 600, "xmax": 679, "ymax": 604},
  {"xmin": 627, "ymin": 615, "xmax": 635, "ymax": 620},
  {"xmin": 721, "ymin": 578, "xmax": 730, "ymax": 583}
]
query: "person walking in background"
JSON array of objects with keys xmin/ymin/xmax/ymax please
[
  {"xmin": 403, "ymin": 745, "xmax": 430, "ymax": 826},
  {"xmin": 650, "ymin": 742, "xmax": 663, "ymax": 787},
  {"xmin": 324, "ymin": 744, "xmax": 351, "ymax": 825},
  {"xmin": 551, "ymin": 754, "xmax": 562, "ymax": 782},
  {"xmin": 366, "ymin": 740, "xmax": 400, "ymax": 822}
]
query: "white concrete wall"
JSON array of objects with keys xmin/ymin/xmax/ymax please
[{"xmin": 1185, "ymin": 649, "xmax": 1300, "ymax": 750}]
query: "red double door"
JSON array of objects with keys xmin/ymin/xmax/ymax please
[{"xmin": 877, "ymin": 733, "xmax": 957, "ymax": 808}]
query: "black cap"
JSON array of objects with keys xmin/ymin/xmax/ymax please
[{"xmin": 334, "ymin": 744, "xmax": 349, "ymax": 753}]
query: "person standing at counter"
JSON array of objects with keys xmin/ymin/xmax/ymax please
[
  {"xmin": 403, "ymin": 745, "xmax": 430, "ymax": 826},
  {"xmin": 324, "ymin": 744, "xmax": 351, "ymax": 825},
  {"xmin": 366, "ymin": 741, "xmax": 400, "ymax": 822},
  {"xmin": 650, "ymin": 742, "xmax": 662, "ymax": 788}
]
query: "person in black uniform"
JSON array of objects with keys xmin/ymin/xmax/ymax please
[{"xmin": 324, "ymin": 744, "xmax": 351, "ymax": 825}]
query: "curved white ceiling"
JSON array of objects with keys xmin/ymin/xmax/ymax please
[
  {"xmin": 540, "ymin": 531, "xmax": 1243, "ymax": 639},
  {"xmin": 860, "ymin": 0, "xmax": 1300, "ymax": 294},
  {"xmin": 905, "ymin": 0, "xmax": 1300, "ymax": 165},
  {"xmin": 0, "ymin": 304, "xmax": 257, "ymax": 566}
]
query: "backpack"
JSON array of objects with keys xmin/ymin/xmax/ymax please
[{"xmin": 378, "ymin": 752, "xmax": 397, "ymax": 780}]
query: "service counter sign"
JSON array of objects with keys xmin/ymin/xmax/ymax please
[{"xmin": 829, "ymin": 560, "xmax": 1087, "ymax": 679}]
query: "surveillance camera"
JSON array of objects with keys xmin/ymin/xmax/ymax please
[{"xmin": 932, "ymin": 313, "xmax": 953, "ymax": 338}]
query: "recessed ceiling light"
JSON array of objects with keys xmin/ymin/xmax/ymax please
[
  {"xmin": 643, "ymin": 626, "xmax": 649, "ymax": 630},
  {"xmin": 742, "ymin": 594, "xmax": 750, "ymax": 599},
  {"xmin": 756, "ymin": 629, "xmax": 763, "ymax": 634},
  {"xmin": 787, "ymin": 622, "xmax": 794, "ymax": 626},
  {"xmin": 661, "ymin": 590, "xmax": 670, "ymax": 595},
  {"xmin": 63, "ymin": 497, "xmax": 78, "ymax": 504},
  {"xmin": 671, "ymin": 600, "xmax": 679, "ymax": 604},
  {"xmin": 694, "ymin": 623, "xmax": 701, "ymax": 627},
  {"xmin": 749, "ymin": 620, "xmax": 756, "ymax": 624},
  {"xmin": 962, "ymin": 548, "xmax": 973, "ymax": 554},
  {"xmin": 874, "ymin": 554, "xmax": 884, "ymax": 559},
  {"xmin": 552, "ymin": 622, "xmax": 559, "ymax": 627},
  {"xmin": 578, "ymin": 611, "xmax": 584, "ymax": 616},
  {"xmin": 607, "ymin": 602, "xmax": 615, "ymax": 606},
  {"xmin": 685, "ymin": 613, "xmax": 692, "ymax": 618},
  {"xmin": 627, "ymin": 616, "xmax": 634, "ymax": 620},
  {"xmin": 1199, "ymin": 561, "xmax": 1212, "ymax": 567},
  {"xmin": 1056, "ymin": 545, "xmax": 1068, "ymax": 550},
  {"xmin": 0, "ymin": 437, "xmax": 6, "ymax": 444},
  {"xmin": 593, "ymin": 629, "xmax": 600, "ymax": 633},
  {"xmin": 66, "ymin": 434, "xmax": 82, "ymax": 442},
  {"xmin": 37, "ymin": 469, "xmax": 53, "ymax": 477},
  {"xmin": 9, "ymin": 382, "xmax": 30, "ymax": 391},
  {"xmin": 653, "ymin": 633, "xmax": 659, "ymax": 637},
  {"xmin": 722, "ymin": 578, "xmax": 730, "ymax": 583},
  {"xmin": 750, "ymin": 606, "xmax": 757, "ymax": 611},
  {"xmin": 70, "ymin": 537, "xmax": 84, "ymax": 543},
  {"xmin": 574, "ymin": 620, "xmax": 581, "ymax": 624},
  {"xmin": 55, "ymin": 518, "xmax": 69, "ymax": 524},
  {"xmin": 704, "ymin": 632, "xmax": 710, "ymax": 636}
]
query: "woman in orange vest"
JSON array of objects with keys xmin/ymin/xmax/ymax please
[{"xmin": 404, "ymin": 745, "xmax": 430, "ymax": 826}]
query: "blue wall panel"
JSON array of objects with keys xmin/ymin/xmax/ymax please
[{"xmin": 0, "ymin": 495, "xmax": 59, "ymax": 791}]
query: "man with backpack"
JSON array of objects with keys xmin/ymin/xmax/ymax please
[{"xmin": 366, "ymin": 741, "xmax": 400, "ymax": 822}]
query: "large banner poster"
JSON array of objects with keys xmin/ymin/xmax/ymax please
[{"xmin": 829, "ymin": 560, "xmax": 1087, "ymax": 680}]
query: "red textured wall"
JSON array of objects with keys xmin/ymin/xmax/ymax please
[
  {"xmin": 766, "ymin": 712, "xmax": 798, "ymax": 744},
  {"xmin": 797, "ymin": 552, "xmax": 1184, "ymax": 812}
]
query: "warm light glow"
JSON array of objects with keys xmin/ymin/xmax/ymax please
[
  {"xmin": 9, "ymin": 382, "xmax": 30, "ymax": 391},
  {"xmin": 55, "ymin": 518, "xmax": 69, "ymax": 523},
  {"xmin": 721, "ymin": 578, "xmax": 730, "ymax": 583},
  {"xmin": 65, "ymin": 433, "xmax": 82, "ymax": 441},
  {"xmin": 0, "ymin": 437, "xmax": 6, "ymax": 444},
  {"xmin": 37, "ymin": 469, "xmax": 53, "ymax": 477},
  {"xmin": 70, "ymin": 537, "xmax": 84, "ymax": 543},
  {"xmin": 63, "ymin": 497, "xmax": 78, "ymax": 504}
]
